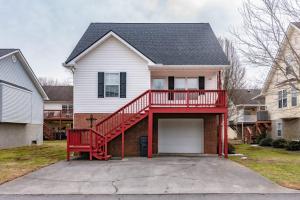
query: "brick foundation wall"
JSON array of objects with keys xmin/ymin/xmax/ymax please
[
  {"xmin": 203, "ymin": 115, "xmax": 218, "ymax": 154},
  {"xmin": 74, "ymin": 113, "xmax": 219, "ymax": 156},
  {"xmin": 74, "ymin": 113, "xmax": 110, "ymax": 129}
]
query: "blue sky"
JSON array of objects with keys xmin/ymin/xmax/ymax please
[{"xmin": 0, "ymin": 0, "xmax": 250, "ymax": 84}]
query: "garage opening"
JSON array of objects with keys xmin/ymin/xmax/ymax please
[{"xmin": 158, "ymin": 118, "xmax": 204, "ymax": 154}]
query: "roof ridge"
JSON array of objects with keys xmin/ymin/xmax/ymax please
[{"xmin": 90, "ymin": 22, "xmax": 210, "ymax": 24}]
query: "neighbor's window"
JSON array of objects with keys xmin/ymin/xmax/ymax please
[
  {"xmin": 105, "ymin": 73, "xmax": 120, "ymax": 97},
  {"xmin": 152, "ymin": 78, "xmax": 165, "ymax": 90},
  {"xmin": 276, "ymin": 122, "xmax": 282, "ymax": 137},
  {"xmin": 278, "ymin": 90, "xmax": 287, "ymax": 108},
  {"xmin": 291, "ymin": 87, "xmax": 298, "ymax": 107},
  {"xmin": 62, "ymin": 104, "xmax": 73, "ymax": 113}
]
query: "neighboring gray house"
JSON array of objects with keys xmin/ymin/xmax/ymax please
[{"xmin": 0, "ymin": 49, "xmax": 48, "ymax": 148}]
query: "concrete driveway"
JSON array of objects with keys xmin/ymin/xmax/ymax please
[{"xmin": 0, "ymin": 157, "xmax": 296, "ymax": 194}]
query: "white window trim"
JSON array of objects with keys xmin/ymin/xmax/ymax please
[
  {"xmin": 278, "ymin": 89, "xmax": 288, "ymax": 109},
  {"xmin": 276, "ymin": 122, "xmax": 283, "ymax": 137},
  {"xmin": 104, "ymin": 72, "xmax": 120, "ymax": 98},
  {"xmin": 291, "ymin": 87, "xmax": 298, "ymax": 107}
]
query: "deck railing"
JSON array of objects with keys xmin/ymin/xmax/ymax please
[
  {"xmin": 44, "ymin": 110, "xmax": 73, "ymax": 120},
  {"xmin": 150, "ymin": 90, "xmax": 226, "ymax": 107},
  {"xmin": 95, "ymin": 90, "xmax": 226, "ymax": 136}
]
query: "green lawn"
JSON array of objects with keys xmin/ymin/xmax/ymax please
[
  {"xmin": 230, "ymin": 144, "xmax": 300, "ymax": 190},
  {"xmin": 0, "ymin": 140, "xmax": 66, "ymax": 184}
]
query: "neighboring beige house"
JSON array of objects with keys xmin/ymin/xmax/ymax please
[{"xmin": 259, "ymin": 22, "xmax": 300, "ymax": 141}]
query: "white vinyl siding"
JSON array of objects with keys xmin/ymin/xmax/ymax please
[
  {"xmin": 0, "ymin": 55, "xmax": 43, "ymax": 124},
  {"xmin": 74, "ymin": 36, "xmax": 150, "ymax": 113},
  {"xmin": 0, "ymin": 83, "xmax": 32, "ymax": 123},
  {"xmin": 44, "ymin": 103, "xmax": 63, "ymax": 110}
]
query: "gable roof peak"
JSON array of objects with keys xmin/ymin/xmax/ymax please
[{"xmin": 64, "ymin": 23, "xmax": 229, "ymax": 66}]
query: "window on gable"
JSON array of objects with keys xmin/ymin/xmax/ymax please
[
  {"xmin": 278, "ymin": 89, "xmax": 287, "ymax": 108},
  {"xmin": 105, "ymin": 73, "xmax": 120, "ymax": 97},
  {"xmin": 291, "ymin": 87, "xmax": 298, "ymax": 107}
]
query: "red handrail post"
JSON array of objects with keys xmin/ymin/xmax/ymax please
[
  {"xmin": 121, "ymin": 109, "xmax": 125, "ymax": 159},
  {"xmin": 187, "ymin": 90, "xmax": 190, "ymax": 107},
  {"xmin": 147, "ymin": 110, "xmax": 153, "ymax": 159},
  {"xmin": 66, "ymin": 129, "xmax": 70, "ymax": 161},
  {"xmin": 149, "ymin": 90, "xmax": 152, "ymax": 106},
  {"xmin": 89, "ymin": 129, "xmax": 93, "ymax": 161}
]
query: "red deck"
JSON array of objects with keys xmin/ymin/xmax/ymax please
[{"xmin": 67, "ymin": 89, "xmax": 228, "ymax": 160}]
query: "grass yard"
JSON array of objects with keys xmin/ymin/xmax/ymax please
[
  {"xmin": 0, "ymin": 140, "xmax": 66, "ymax": 184},
  {"xmin": 230, "ymin": 144, "xmax": 300, "ymax": 190}
]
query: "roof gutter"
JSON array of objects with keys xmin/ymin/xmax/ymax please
[{"xmin": 148, "ymin": 64, "xmax": 230, "ymax": 70}]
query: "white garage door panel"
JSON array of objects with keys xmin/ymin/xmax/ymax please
[{"xmin": 158, "ymin": 119, "xmax": 204, "ymax": 153}]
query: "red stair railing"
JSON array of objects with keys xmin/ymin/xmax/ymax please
[
  {"xmin": 67, "ymin": 89, "xmax": 226, "ymax": 160},
  {"xmin": 95, "ymin": 90, "xmax": 150, "ymax": 136}
]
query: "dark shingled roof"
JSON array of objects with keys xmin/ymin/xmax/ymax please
[
  {"xmin": 0, "ymin": 49, "xmax": 18, "ymax": 58},
  {"xmin": 65, "ymin": 23, "xmax": 229, "ymax": 65},
  {"xmin": 292, "ymin": 22, "xmax": 300, "ymax": 29},
  {"xmin": 232, "ymin": 89, "xmax": 265, "ymax": 105},
  {"xmin": 43, "ymin": 86, "xmax": 73, "ymax": 102}
]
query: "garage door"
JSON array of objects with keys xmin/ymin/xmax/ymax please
[{"xmin": 158, "ymin": 118, "xmax": 204, "ymax": 153}]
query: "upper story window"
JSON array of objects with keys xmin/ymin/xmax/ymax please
[
  {"xmin": 152, "ymin": 78, "xmax": 165, "ymax": 90},
  {"xmin": 291, "ymin": 87, "xmax": 298, "ymax": 107},
  {"xmin": 276, "ymin": 122, "xmax": 282, "ymax": 137},
  {"xmin": 175, "ymin": 77, "xmax": 198, "ymax": 90},
  {"xmin": 278, "ymin": 89, "xmax": 287, "ymax": 108},
  {"xmin": 187, "ymin": 78, "xmax": 198, "ymax": 89},
  {"xmin": 105, "ymin": 73, "xmax": 120, "ymax": 97}
]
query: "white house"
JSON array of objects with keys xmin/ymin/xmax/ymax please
[
  {"xmin": 63, "ymin": 23, "xmax": 230, "ymax": 160},
  {"xmin": 0, "ymin": 49, "xmax": 48, "ymax": 148}
]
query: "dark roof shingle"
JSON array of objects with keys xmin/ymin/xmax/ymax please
[
  {"xmin": 65, "ymin": 23, "xmax": 229, "ymax": 65},
  {"xmin": 43, "ymin": 86, "xmax": 73, "ymax": 102},
  {"xmin": 232, "ymin": 89, "xmax": 265, "ymax": 105},
  {"xmin": 0, "ymin": 49, "xmax": 18, "ymax": 58},
  {"xmin": 292, "ymin": 22, "xmax": 300, "ymax": 29}
]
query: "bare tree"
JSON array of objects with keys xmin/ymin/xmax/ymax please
[
  {"xmin": 219, "ymin": 37, "xmax": 246, "ymax": 117},
  {"xmin": 232, "ymin": 0, "xmax": 300, "ymax": 90},
  {"xmin": 38, "ymin": 77, "xmax": 71, "ymax": 86}
]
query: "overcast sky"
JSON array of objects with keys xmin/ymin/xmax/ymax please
[{"xmin": 0, "ymin": 0, "xmax": 262, "ymax": 86}]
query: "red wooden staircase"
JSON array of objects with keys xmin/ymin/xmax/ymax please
[
  {"xmin": 67, "ymin": 90, "xmax": 226, "ymax": 160},
  {"xmin": 67, "ymin": 90, "xmax": 150, "ymax": 160}
]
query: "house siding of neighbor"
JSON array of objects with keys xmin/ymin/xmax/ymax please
[
  {"xmin": 0, "ymin": 49, "xmax": 48, "ymax": 148},
  {"xmin": 229, "ymin": 89, "xmax": 268, "ymax": 143},
  {"xmin": 261, "ymin": 22, "xmax": 300, "ymax": 140},
  {"xmin": 43, "ymin": 86, "xmax": 73, "ymax": 140},
  {"xmin": 64, "ymin": 23, "xmax": 230, "ymax": 160}
]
